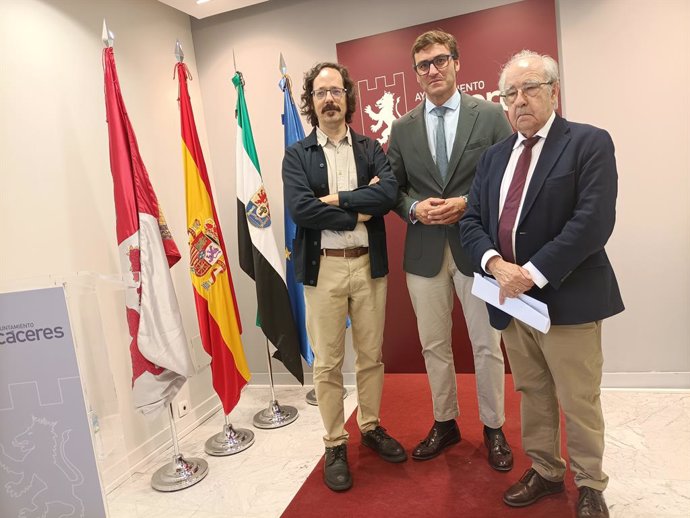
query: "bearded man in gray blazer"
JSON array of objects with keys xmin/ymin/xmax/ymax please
[{"xmin": 387, "ymin": 30, "xmax": 513, "ymax": 470}]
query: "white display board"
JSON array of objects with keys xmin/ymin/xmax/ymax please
[{"xmin": 0, "ymin": 287, "xmax": 107, "ymax": 517}]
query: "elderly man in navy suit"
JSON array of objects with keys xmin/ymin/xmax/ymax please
[{"xmin": 460, "ymin": 50, "xmax": 624, "ymax": 518}]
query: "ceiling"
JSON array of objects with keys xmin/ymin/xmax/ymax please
[{"xmin": 157, "ymin": 0, "xmax": 271, "ymax": 20}]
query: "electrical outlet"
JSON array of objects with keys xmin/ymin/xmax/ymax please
[{"xmin": 177, "ymin": 399, "xmax": 189, "ymax": 418}]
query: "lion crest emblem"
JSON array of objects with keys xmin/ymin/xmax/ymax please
[
  {"xmin": 364, "ymin": 91, "xmax": 402, "ymax": 145},
  {"xmin": 0, "ymin": 416, "xmax": 85, "ymax": 518}
]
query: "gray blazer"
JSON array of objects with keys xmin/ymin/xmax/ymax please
[{"xmin": 388, "ymin": 92, "xmax": 512, "ymax": 277}]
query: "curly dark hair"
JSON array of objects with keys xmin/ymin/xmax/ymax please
[
  {"xmin": 411, "ymin": 29, "xmax": 459, "ymax": 66},
  {"xmin": 300, "ymin": 62, "xmax": 357, "ymax": 127}
]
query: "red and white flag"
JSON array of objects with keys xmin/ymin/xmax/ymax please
[{"xmin": 103, "ymin": 47, "xmax": 194, "ymax": 415}]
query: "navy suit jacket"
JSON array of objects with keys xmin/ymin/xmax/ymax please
[{"xmin": 459, "ymin": 115, "xmax": 624, "ymax": 330}]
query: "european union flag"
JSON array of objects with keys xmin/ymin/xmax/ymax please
[{"xmin": 280, "ymin": 75, "xmax": 313, "ymax": 366}]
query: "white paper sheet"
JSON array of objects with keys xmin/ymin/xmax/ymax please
[{"xmin": 471, "ymin": 273, "xmax": 551, "ymax": 333}]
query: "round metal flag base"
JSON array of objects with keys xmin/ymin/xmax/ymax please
[
  {"xmin": 253, "ymin": 400, "xmax": 299, "ymax": 429},
  {"xmin": 204, "ymin": 424, "xmax": 255, "ymax": 456},
  {"xmin": 305, "ymin": 387, "xmax": 348, "ymax": 406},
  {"xmin": 151, "ymin": 454, "xmax": 208, "ymax": 492},
  {"xmin": 305, "ymin": 388, "xmax": 318, "ymax": 406}
]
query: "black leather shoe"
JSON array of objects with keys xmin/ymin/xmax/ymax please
[
  {"xmin": 361, "ymin": 426, "xmax": 408, "ymax": 463},
  {"xmin": 484, "ymin": 428, "xmax": 513, "ymax": 471},
  {"xmin": 577, "ymin": 487, "xmax": 609, "ymax": 517},
  {"xmin": 503, "ymin": 468, "xmax": 564, "ymax": 507},
  {"xmin": 411, "ymin": 421, "xmax": 461, "ymax": 461},
  {"xmin": 323, "ymin": 444, "xmax": 352, "ymax": 491}
]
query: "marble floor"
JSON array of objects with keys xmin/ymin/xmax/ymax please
[{"xmin": 106, "ymin": 386, "xmax": 690, "ymax": 518}]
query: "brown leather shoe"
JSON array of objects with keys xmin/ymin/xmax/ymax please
[
  {"xmin": 577, "ymin": 487, "xmax": 609, "ymax": 517},
  {"xmin": 484, "ymin": 428, "xmax": 513, "ymax": 471},
  {"xmin": 503, "ymin": 468, "xmax": 564, "ymax": 507},
  {"xmin": 411, "ymin": 421, "xmax": 461, "ymax": 461}
]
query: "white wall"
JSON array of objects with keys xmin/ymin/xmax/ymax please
[
  {"xmin": 189, "ymin": 0, "xmax": 690, "ymax": 387},
  {"xmin": 0, "ymin": 0, "xmax": 220, "ymax": 488},
  {"xmin": 557, "ymin": 0, "xmax": 690, "ymax": 385}
]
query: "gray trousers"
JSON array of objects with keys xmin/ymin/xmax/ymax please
[{"xmin": 406, "ymin": 244, "xmax": 505, "ymax": 428}]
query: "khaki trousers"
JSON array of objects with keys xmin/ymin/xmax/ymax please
[
  {"xmin": 304, "ymin": 253, "xmax": 387, "ymax": 447},
  {"xmin": 406, "ymin": 244, "xmax": 505, "ymax": 427},
  {"xmin": 502, "ymin": 319, "xmax": 608, "ymax": 490}
]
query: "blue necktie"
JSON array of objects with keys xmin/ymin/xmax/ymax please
[{"xmin": 431, "ymin": 106, "xmax": 449, "ymax": 180}]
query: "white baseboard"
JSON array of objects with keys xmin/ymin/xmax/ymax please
[
  {"xmin": 249, "ymin": 371, "xmax": 690, "ymax": 390},
  {"xmin": 601, "ymin": 371, "xmax": 690, "ymax": 390},
  {"xmin": 250, "ymin": 372, "xmax": 690, "ymax": 390},
  {"xmin": 248, "ymin": 372, "xmax": 356, "ymax": 386}
]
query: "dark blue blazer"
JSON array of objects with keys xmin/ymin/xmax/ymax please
[{"xmin": 459, "ymin": 115, "xmax": 624, "ymax": 330}]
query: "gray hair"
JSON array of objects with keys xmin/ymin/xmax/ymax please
[{"xmin": 498, "ymin": 50, "xmax": 560, "ymax": 92}]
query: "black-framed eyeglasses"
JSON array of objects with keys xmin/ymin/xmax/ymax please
[
  {"xmin": 413, "ymin": 54, "xmax": 456, "ymax": 76},
  {"xmin": 500, "ymin": 81, "xmax": 553, "ymax": 106},
  {"xmin": 311, "ymin": 88, "xmax": 347, "ymax": 101}
]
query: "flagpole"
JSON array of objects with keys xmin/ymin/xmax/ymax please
[
  {"xmin": 103, "ymin": 26, "xmax": 202, "ymax": 488},
  {"xmin": 151, "ymin": 403, "xmax": 209, "ymax": 491},
  {"xmin": 232, "ymin": 56, "xmax": 302, "ymax": 427},
  {"xmin": 278, "ymin": 54, "xmax": 336, "ymax": 409},
  {"xmin": 177, "ymin": 40, "xmax": 253, "ymax": 453},
  {"xmin": 252, "ymin": 338, "xmax": 299, "ymax": 429}
]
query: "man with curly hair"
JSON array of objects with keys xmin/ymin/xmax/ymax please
[{"xmin": 282, "ymin": 62, "xmax": 405, "ymax": 492}]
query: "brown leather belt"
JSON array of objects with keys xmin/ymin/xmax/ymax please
[{"xmin": 321, "ymin": 247, "xmax": 369, "ymax": 258}]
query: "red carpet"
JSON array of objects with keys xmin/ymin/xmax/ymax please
[{"xmin": 281, "ymin": 374, "xmax": 579, "ymax": 518}]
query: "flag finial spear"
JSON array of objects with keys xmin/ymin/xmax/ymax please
[
  {"xmin": 232, "ymin": 49, "xmax": 244, "ymax": 86},
  {"xmin": 279, "ymin": 53, "xmax": 287, "ymax": 76},
  {"xmin": 175, "ymin": 40, "xmax": 184, "ymax": 63},
  {"xmin": 278, "ymin": 53, "xmax": 292, "ymax": 94},
  {"xmin": 102, "ymin": 19, "xmax": 114, "ymax": 48}
]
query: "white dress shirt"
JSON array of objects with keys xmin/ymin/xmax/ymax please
[
  {"xmin": 409, "ymin": 90, "xmax": 462, "ymax": 222},
  {"xmin": 316, "ymin": 126, "xmax": 369, "ymax": 249},
  {"xmin": 424, "ymin": 89, "xmax": 461, "ymax": 165},
  {"xmin": 481, "ymin": 110, "xmax": 557, "ymax": 288}
]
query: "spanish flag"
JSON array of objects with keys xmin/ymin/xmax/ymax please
[{"xmin": 176, "ymin": 63, "xmax": 249, "ymax": 414}]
